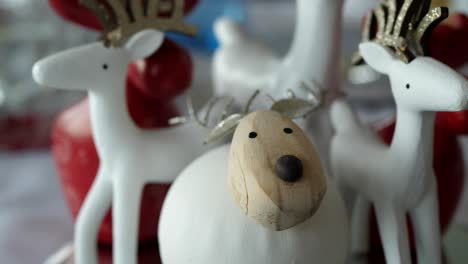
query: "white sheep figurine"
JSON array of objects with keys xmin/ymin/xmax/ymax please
[{"xmin": 159, "ymin": 94, "xmax": 350, "ymax": 264}]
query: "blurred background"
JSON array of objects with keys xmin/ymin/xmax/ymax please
[{"xmin": 1, "ymin": 0, "xmax": 468, "ymax": 263}]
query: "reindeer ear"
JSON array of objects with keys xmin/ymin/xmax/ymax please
[
  {"xmin": 125, "ymin": 30, "xmax": 164, "ymax": 60},
  {"xmin": 359, "ymin": 42, "xmax": 397, "ymax": 74}
]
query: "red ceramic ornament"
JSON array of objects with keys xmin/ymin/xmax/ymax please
[
  {"xmin": 128, "ymin": 39, "xmax": 193, "ymax": 101},
  {"xmin": 430, "ymin": 13, "xmax": 468, "ymax": 70}
]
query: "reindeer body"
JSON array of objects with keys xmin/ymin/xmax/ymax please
[
  {"xmin": 88, "ymin": 87, "xmax": 207, "ymax": 184},
  {"xmin": 33, "ymin": 29, "xmax": 208, "ymax": 264},
  {"xmin": 32, "ymin": 1, "xmax": 206, "ymax": 262},
  {"xmin": 331, "ymin": 42, "xmax": 468, "ymax": 264},
  {"xmin": 159, "ymin": 111, "xmax": 349, "ymax": 263},
  {"xmin": 212, "ymin": 0, "xmax": 345, "ymax": 167},
  {"xmin": 332, "ymin": 106, "xmax": 434, "ymax": 207}
]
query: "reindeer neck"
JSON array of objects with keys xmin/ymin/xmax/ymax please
[
  {"xmin": 88, "ymin": 74, "xmax": 139, "ymax": 153},
  {"xmin": 390, "ymin": 106, "xmax": 435, "ymax": 170},
  {"xmin": 283, "ymin": 0, "xmax": 344, "ymax": 90}
]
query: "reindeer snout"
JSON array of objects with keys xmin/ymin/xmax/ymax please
[{"xmin": 275, "ymin": 155, "xmax": 303, "ymax": 183}]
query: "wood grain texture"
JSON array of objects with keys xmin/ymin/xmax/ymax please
[{"xmin": 228, "ymin": 111, "xmax": 327, "ymax": 231}]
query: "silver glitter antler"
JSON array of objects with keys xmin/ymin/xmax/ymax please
[
  {"xmin": 205, "ymin": 90, "xmax": 321, "ymax": 144},
  {"xmin": 80, "ymin": 0, "xmax": 197, "ymax": 47},
  {"xmin": 353, "ymin": 0, "xmax": 449, "ymax": 64},
  {"xmin": 175, "ymin": 86, "xmax": 326, "ymax": 144},
  {"xmin": 204, "ymin": 91, "xmax": 260, "ymax": 144}
]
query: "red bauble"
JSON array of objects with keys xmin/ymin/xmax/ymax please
[
  {"xmin": 48, "ymin": 0, "xmax": 200, "ymax": 31},
  {"xmin": 0, "ymin": 115, "xmax": 51, "ymax": 151},
  {"xmin": 128, "ymin": 39, "xmax": 193, "ymax": 101},
  {"xmin": 52, "ymin": 82, "xmax": 179, "ymax": 243},
  {"xmin": 368, "ymin": 114, "xmax": 465, "ymax": 251},
  {"xmin": 430, "ymin": 13, "xmax": 468, "ymax": 69}
]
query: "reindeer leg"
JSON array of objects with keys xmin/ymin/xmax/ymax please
[
  {"xmin": 75, "ymin": 167, "xmax": 112, "ymax": 264},
  {"xmin": 112, "ymin": 176, "xmax": 144, "ymax": 264},
  {"xmin": 410, "ymin": 177, "xmax": 441, "ymax": 264},
  {"xmin": 351, "ymin": 195, "xmax": 371, "ymax": 255},
  {"xmin": 375, "ymin": 203, "xmax": 411, "ymax": 264}
]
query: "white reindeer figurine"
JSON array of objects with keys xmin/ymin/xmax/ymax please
[
  {"xmin": 331, "ymin": 2, "xmax": 468, "ymax": 264},
  {"xmin": 212, "ymin": 0, "xmax": 345, "ymax": 165},
  {"xmin": 32, "ymin": 1, "xmax": 209, "ymax": 264},
  {"xmin": 159, "ymin": 93, "xmax": 350, "ymax": 264}
]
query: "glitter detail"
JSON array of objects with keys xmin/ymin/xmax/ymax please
[
  {"xmin": 415, "ymin": 7, "xmax": 449, "ymax": 55},
  {"xmin": 384, "ymin": 0, "xmax": 397, "ymax": 35},
  {"xmin": 362, "ymin": 11, "xmax": 375, "ymax": 42},
  {"xmin": 80, "ymin": 0, "xmax": 198, "ymax": 48},
  {"xmin": 375, "ymin": 7, "xmax": 387, "ymax": 40},
  {"xmin": 352, "ymin": 0, "xmax": 449, "ymax": 64}
]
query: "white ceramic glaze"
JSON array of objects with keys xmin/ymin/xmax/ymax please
[
  {"xmin": 32, "ymin": 30, "xmax": 210, "ymax": 264},
  {"xmin": 212, "ymin": 0, "xmax": 345, "ymax": 168},
  {"xmin": 159, "ymin": 144, "xmax": 349, "ymax": 264},
  {"xmin": 331, "ymin": 42, "xmax": 468, "ymax": 264}
]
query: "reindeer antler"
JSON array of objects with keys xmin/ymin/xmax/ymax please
[
  {"xmin": 80, "ymin": 0, "xmax": 197, "ymax": 47},
  {"xmin": 171, "ymin": 83, "xmax": 328, "ymax": 144},
  {"xmin": 353, "ymin": 0, "xmax": 448, "ymax": 64},
  {"xmin": 81, "ymin": 0, "xmax": 117, "ymax": 33},
  {"xmin": 204, "ymin": 91, "xmax": 322, "ymax": 144}
]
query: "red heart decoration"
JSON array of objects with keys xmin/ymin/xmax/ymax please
[{"xmin": 48, "ymin": 0, "xmax": 200, "ymax": 31}]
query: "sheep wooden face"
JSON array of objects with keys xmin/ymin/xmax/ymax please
[{"xmin": 228, "ymin": 110, "xmax": 327, "ymax": 231}]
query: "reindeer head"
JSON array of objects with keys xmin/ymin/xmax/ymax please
[
  {"xmin": 32, "ymin": 0, "xmax": 196, "ymax": 91},
  {"xmin": 350, "ymin": 0, "xmax": 449, "ymax": 84},
  {"xmin": 355, "ymin": 0, "xmax": 468, "ymax": 111},
  {"xmin": 360, "ymin": 42, "xmax": 468, "ymax": 112},
  {"xmin": 229, "ymin": 110, "xmax": 327, "ymax": 231},
  {"xmin": 190, "ymin": 92, "xmax": 327, "ymax": 231}
]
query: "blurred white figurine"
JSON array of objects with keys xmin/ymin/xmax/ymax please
[
  {"xmin": 159, "ymin": 93, "xmax": 349, "ymax": 264},
  {"xmin": 32, "ymin": 1, "xmax": 210, "ymax": 264},
  {"xmin": 212, "ymin": 0, "xmax": 345, "ymax": 167},
  {"xmin": 331, "ymin": 2, "xmax": 468, "ymax": 264}
]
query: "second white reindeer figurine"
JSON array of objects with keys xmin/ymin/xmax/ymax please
[
  {"xmin": 159, "ymin": 94, "xmax": 349, "ymax": 264},
  {"xmin": 32, "ymin": 1, "xmax": 209, "ymax": 264},
  {"xmin": 212, "ymin": 0, "xmax": 346, "ymax": 167},
  {"xmin": 331, "ymin": 1, "xmax": 468, "ymax": 264}
]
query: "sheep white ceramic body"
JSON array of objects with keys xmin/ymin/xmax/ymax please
[
  {"xmin": 32, "ymin": 29, "xmax": 210, "ymax": 264},
  {"xmin": 159, "ymin": 110, "xmax": 349, "ymax": 264},
  {"xmin": 212, "ymin": 0, "xmax": 345, "ymax": 166},
  {"xmin": 331, "ymin": 42, "xmax": 468, "ymax": 264}
]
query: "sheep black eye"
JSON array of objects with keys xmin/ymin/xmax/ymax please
[
  {"xmin": 406, "ymin": 83, "xmax": 410, "ymax": 89},
  {"xmin": 249, "ymin": 132, "xmax": 258, "ymax": 139},
  {"xmin": 102, "ymin": 64, "xmax": 109, "ymax": 70},
  {"xmin": 284, "ymin": 128, "xmax": 293, "ymax": 134}
]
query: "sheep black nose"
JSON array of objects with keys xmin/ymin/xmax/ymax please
[{"xmin": 275, "ymin": 155, "xmax": 303, "ymax": 183}]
